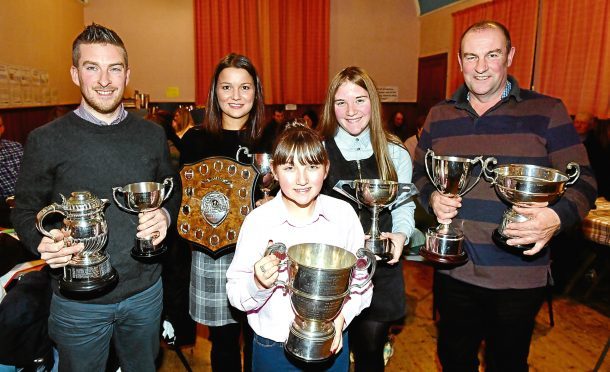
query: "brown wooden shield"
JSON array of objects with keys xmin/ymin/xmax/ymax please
[{"xmin": 177, "ymin": 156, "xmax": 257, "ymax": 257}]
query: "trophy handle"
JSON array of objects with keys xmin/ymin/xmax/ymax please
[
  {"xmin": 36, "ymin": 203, "xmax": 65, "ymax": 240},
  {"xmin": 482, "ymin": 156, "xmax": 499, "ymax": 184},
  {"xmin": 565, "ymin": 162, "xmax": 580, "ymax": 186},
  {"xmin": 265, "ymin": 242, "xmax": 288, "ymax": 288},
  {"xmin": 236, "ymin": 145, "xmax": 252, "ymax": 163},
  {"xmin": 456, "ymin": 155, "xmax": 485, "ymax": 196},
  {"xmin": 424, "ymin": 149, "xmax": 437, "ymax": 191},
  {"xmin": 112, "ymin": 186, "xmax": 138, "ymax": 213},
  {"xmin": 349, "ymin": 248, "xmax": 377, "ymax": 290},
  {"xmin": 388, "ymin": 183, "xmax": 419, "ymax": 210},
  {"xmin": 161, "ymin": 177, "xmax": 174, "ymax": 202},
  {"xmin": 333, "ymin": 180, "xmax": 361, "ymax": 206}
]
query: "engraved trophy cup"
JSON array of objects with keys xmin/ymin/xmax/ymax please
[
  {"xmin": 112, "ymin": 178, "xmax": 174, "ymax": 258},
  {"xmin": 483, "ymin": 162, "xmax": 580, "ymax": 250},
  {"xmin": 36, "ymin": 191, "xmax": 118, "ymax": 297},
  {"xmin": 236, "ymin": 146, "xmax": 279, "ymax": 200},
  {"xmin": 267, "ymin": 242, "xmax": 376, "ymax": 361},
  {"xmin": 333, "ymin": 179, "xmax": 418, "ymax": 260},
  {"xmin": 422, "ymin": 149, "xmax": 496, "ymax": 265}
]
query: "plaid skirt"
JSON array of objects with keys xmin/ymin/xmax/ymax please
[{"xmin": 189, "ymin": 250, "xmax": 240, "ymax": 326}]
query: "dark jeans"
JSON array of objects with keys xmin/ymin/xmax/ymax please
[
  {"xmin": 349, "ymin": 318, "xmax": 392, "ymax": 372},
  {"xmin": 48, "ymin": 278, "xmax": 163, "ymax": 372},
  {"xmin": 434, "ymin": 272, "xmax": 546, "ymax": 372}
]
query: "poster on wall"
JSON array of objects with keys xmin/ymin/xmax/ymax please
[
  {"xmin": 378, "ymin": 86, "xmax": 399, "ymax": 102},
  {"xmin": 0, "ymin": 64, "xmax": 52, "ymax": 107}
]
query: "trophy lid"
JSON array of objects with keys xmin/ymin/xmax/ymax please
[{"xmin": 60, "ymin": 191, "xmax": 108, "ymax": 214}]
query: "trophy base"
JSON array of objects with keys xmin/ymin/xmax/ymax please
[
  {"xmin": 365, "ymin": 238, "xmax": 393, "ymax": 261},
  {"xmin": 419, "ymin": 247, "xmax": 468, "ymax": 266},
  {"xmin": 131, "ymin": 244, "xmax": 167, "ymax": 259},
  {"xmin": 59, "ymin": 267, "xmax": 119, "ymax": 299},
  {"xmin": 492, "ymin": 230, "xmax": 535, "ymax": 250},
  {"xmin": 284, "ymin": 322, "xmax": 335, "ymax": 362}
]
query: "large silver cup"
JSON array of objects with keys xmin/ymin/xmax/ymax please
[
  {"xmin": 237, "ymin": 146, "xmax": 279, "ymax": 199},
  {"xmin": 422, "ymin": 149, "xmax": 496, "ymax": 265},
  {"xmin": 267, "ymin": 242, "xmax": 376, "ymax": 361},
  {"xmin": 483, "ymin": 162, "xmax": 580, "ymax": 250},
  {"xmin": 112, "ymin": 178, "xmax": 174, "ymax": 258},
  {"xmin": 333, "ymin": 179, "xmax": 418, "ymax": 260},
  {"xmin": 36, "ymin": 191, "xmax": 118, "ymax": 297}
]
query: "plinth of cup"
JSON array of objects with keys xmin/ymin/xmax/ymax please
[
  {"xmin": 365, "ymin": 238, "xmax": 393, "ymax": 261},
  {"xmin": 285, "ymin": 320, "xmax": 336, "ymax": 362}
]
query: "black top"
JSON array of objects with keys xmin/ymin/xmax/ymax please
[
  {"xmin": 11, "ymin": 112, "xmax": 180, "ymax": 304},
  {"xmin": 322, "ymin": 138, "xmax": 406, "ymax": 322}
]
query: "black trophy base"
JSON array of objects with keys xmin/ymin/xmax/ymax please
[
  {"xmin": 131, "ymin": 244, "xmax": 168, "ymax": 259},
  {"xmin": 365, "ymin": 238, "xmax": 393, "ymax": 262},
  {"xmin": 492, "ymin": 229, "xmax": 535, "ymax": 251},
  {"xmin": 59, "ymin": 268, "xmax": 119, "ymax": 299},
  {"xmin": 419, "ymin": 247, "xmax": 468, "ymax": 266}
]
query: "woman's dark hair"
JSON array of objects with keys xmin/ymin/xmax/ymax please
[{"xmin": 203, "ymin": 53, "xmax": 265, "ymax": 141}]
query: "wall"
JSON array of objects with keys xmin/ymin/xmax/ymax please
[
  {"xmin": 419, "ymin": 0, "xmax": 489, "ymax": 58},
  {"xmin": 0, "ymin": 0, "xmax": 84, "ymax": 106},
  {"xmin": 329, "ymin": 0, "xmax": 420, "ymax": 102},
  {"xmin": 83, "ymin": 0, "xmax": 195, "ymax": 103}
]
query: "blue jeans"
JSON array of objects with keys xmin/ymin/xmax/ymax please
[
  {"xmin": 252, "ymin": 332, "xmax": 349, "ymax": 372},
  {"xmin": 48, "ymin": 278, "xmax": 163, "ymax": 372}
]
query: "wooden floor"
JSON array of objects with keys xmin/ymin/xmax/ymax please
[{"xmin": 157, "ymin": 260, "xmax": 610, "ymax": 371}]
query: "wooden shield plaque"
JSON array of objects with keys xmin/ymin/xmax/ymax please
[{"xmin": 178, "ymin": 156, "xmax": 257, "ymax": 256}]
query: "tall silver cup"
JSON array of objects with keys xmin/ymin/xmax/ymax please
[
  {"xmin": 483, "ymin": 162, "xmax": 580, "ymax": 250},
  {"xmin": 112, "ymin": 178, "xmax": 174, "ymax": 258},
  {"xmin": 267, "ymin": 242, "xmax": 376, "ymax": 361},
  {"xmin": 422, "ymin": 149, "xmax": 496, "ymax": 265},
  {"xmin": 36, "ymin": 191, "xmax": 118, "ymax": 297},
  {"xmin": 334, "ymin": 179, "xmax": 418, "ymax": 260},
  {"xmin": 237, "ymin": 146, "xmax": 279, "ymax": 199}
]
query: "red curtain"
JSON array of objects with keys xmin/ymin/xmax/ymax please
[
  {"xmin": 537, "ymin": 0, "xmax": 610, "ymax": 118},
  {"xmin": 447, "ymin": 0, "xmax": 539, "ymax": 97},
  {"xmin": 194, "ymin": 0, "xmax": 330, "ymax": 105}
]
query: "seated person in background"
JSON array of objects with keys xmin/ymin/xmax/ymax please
[
  {"xmin": 0, "ymin": 114, "xmax": 23, "ymax": 227},
  {"xmin": 387, "ymin": 110, "xmax": 408, "ymax": 141},
  {"xmin": 583, "ymin": 117, "xmax": 610, "ymax": 199},
  {"xmin": 403, "ymin": 114, "xmax": 426, "ymax": 163},
  {"xmin": 226, "ymin": 123, "xmax": 372, "ymax": 371},
  {"xmin": 303, "ymin": 109, "xmax": 319, "ymax": 129},
  {"xmin": 259, "ymin": 106, "xmax": 285, "ymax": 152}
]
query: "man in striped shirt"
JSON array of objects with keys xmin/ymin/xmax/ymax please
[{"xmin": 413, "ymin": 21, "xmax": 597, "ymax": 372}]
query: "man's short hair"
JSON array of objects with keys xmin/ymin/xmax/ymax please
[
  {"xmin": 460, "ymin": 20, "xmax": 512, "ymax": 55},
  {"xmin": 72, "ymin": 23, "xmax": 128, "ymax": 67}
]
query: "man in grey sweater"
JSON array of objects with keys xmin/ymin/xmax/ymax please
[{"xmin": 11, "ymin": 23, "xmax": 179, "ymax": 371}]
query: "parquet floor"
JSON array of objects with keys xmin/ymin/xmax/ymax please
[{"xmin": 157, "ymin": 260, "xmax": 610, "ymax": 371}]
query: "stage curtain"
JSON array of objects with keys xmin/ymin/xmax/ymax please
[
  {"xmin": 194, "ymin": 0, "xmax": 329, "ymax": 105},
  {"xmin": 537, "ymin": 0, "xmax": 610, "ymax": 118},
  {"xmin": 447, "ymin": 0, "xmax": 539, "ymax": 97}
]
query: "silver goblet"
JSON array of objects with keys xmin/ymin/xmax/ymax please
[
  {"xmin": 483, "ymin": 162, "xmax": 580, "ymax": 250},
  {"xmin": 334, "ymin": 179, "xmax": 418, "ymax": 260},
  {"xmin": 112, "ymin": 178, "xmax": 174, "ymax": 258},
  {"xmin": 422, "ymin": 149, "xmax": 496, "ymax": 265},
  {"xmin": 237, "ymin": 146, "xmax": 279, "ymax": 200}
]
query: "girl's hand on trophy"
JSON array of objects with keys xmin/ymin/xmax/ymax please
[
  {"xmin": 504, "ymin": 206, "xmax": 561, "ymax": 256},
  {"xmin": 254, "ymin": 254, "xmax": 280, "ymax": 289},
  {"xmin": 37, "ymin": 229, "xmax": 82, "ymax": 268},
  {"xmin": 137, "ymin": 209, "xmax": 169, "ymax": 245},
  {"xmin": 330, "ymin": 314, "xmax": 345, "ymax": 354},
  {"xmin": 430, "ymin": 191, "xmax": 462, "ymax": 224},
  {"xmin": 381, "ymin": 232, "xmax": 407, "ymax": 264}
]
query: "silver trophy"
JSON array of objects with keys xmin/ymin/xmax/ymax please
[
  {"xmin": 36, "ymin": 191, "xmax": 118, "ymax": 297},
  {"xmin": 483, "ymin": 162, "xmax": 580, "ymax": 250},
  {"xmin": 267, "ymin": 242, "xmax": 376, "ymax": 361},
  {"xmin": 112, "ymin": 178, "xmax": 174, "ymax": 258},
  {"xmin": 422, "ymin": 149, "xmax": 497, "ymax": 265},
  {"xmin": 236, "ymin": 146, "xmax": 279, "ymax": 199},
  {"xmin": 333, "ymin": 179, "xmax": 418, "ymax": 260}
]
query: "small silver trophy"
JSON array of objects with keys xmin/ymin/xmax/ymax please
[
  {"xmin": 422, "ymin": 149, "xmax": 496, "ymax": 265},
  {"xmin": 112, "ymin": 178, "xmax": 174, "ymax": 258},
  {"xmin": 236, "ymin": 146, "xmax": 279, "ymax": 200},
  {"xmin": 483, "ymin": 162, "xmax": 580, "ymax": 250},
  {"xmin": 333, "ymin": 179, "xmax": 418, "ymax": 260},
  {"xmin": 267, "ymin": 242, "xmax": 376, "ymax": 361},
  {"xmin": 36, "ymin": 191, "xmax": 118, "ymax": 297}
]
